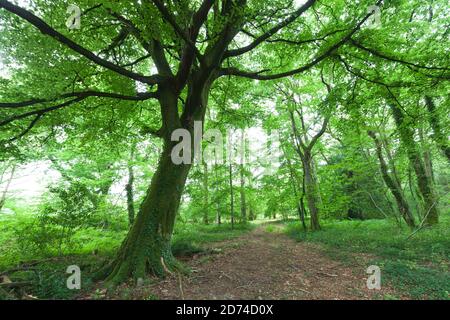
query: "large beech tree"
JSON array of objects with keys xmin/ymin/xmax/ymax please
[{"xmin": 1, "ymin": 0, "xmax": 448, "ymax": 284}]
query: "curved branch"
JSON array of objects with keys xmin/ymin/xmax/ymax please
[
  {"xmin": 0, "ymin": 91, "xmax": 158, "ymax": 109},
  {"xmin": 8, "ymin": 114, "xmax": 42, "ymax": 142},
  {"xmin": 0, "ymin": 97, "xmax": 85, "ymax": 127},
  {"xmin": 350, "ymin": 39, "xmax": 450, "ymax": 72}
]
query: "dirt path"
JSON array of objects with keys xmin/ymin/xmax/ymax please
[{"xmin": 147, "ymin": 225, "xmax": 397, "ymax": 300}]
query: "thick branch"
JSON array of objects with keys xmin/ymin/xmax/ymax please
[
  {"xmin": 0, "ymin": 97, "xmax": 85, "ymax": 127},
  {"xmin": 0, "ymin": 91, "xmax": 158, "ymax": 109}
]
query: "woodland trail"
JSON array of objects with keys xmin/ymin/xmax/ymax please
[{"xmin": 148, "ymin": 224, "xmax": 401, "ymax": 300}]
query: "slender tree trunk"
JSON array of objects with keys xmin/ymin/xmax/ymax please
[
  {"xmin": 203, "ymin": 163, "xmax": 209, "ymax": 224},
  {"xmin": 229, "ymin": 163, "xmax": 234, "ymax": 228},
  {"xmin": 215, "ymin": 164, "xmax": 221, "ymax": 225},
  {"xmin": 125, "ymin": 148, "xmax": 136, "ymax": 227},
  {"xmin": 248, "ymin": 205, "xmax": 255, "ymax": 221},
  {"xmin": 239, "ymin": 163, "xmax": 247, "ymax": 223},
  {"xmin": 300, "ymin": 173, "xmax": 307, "ymax": 220},
  {"xmin": 369, "ymin": 131, "xmax": 416, "ymax": 227},
  {"xmin": 382, "ymin": 135, "xmax": 403, "ymax": 188},
  {"xmin": 0, "ymin": 164, "xmax": 16, "ymax": 212},
  {"xmin": 238, "ymin": 130, "xmax": 247, "ymax": 223},
  {"xmin": 303, "ymin": 155, "xmax": 321, "ymax": 230},
  {"xmin": 282, "ymin": 144, "xmax": 307, "ymax": 229},
  {"xmin": 390, "ymin": 102, "xmax": 439, "ymax": 225}
]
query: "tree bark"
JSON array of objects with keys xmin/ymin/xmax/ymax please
[
  {"xmin": 303, "ymin": 153, "xmax": 321, "ymax": 230},
  {"xmin": 98, "ymin": 74, "xmax": 213, "ymax": 283},
  {"xmin": 369, "ymin": 131, "xmax": 416, "ymax": 227},
  {"xmin": 214, "ymin": 164, "xmax": 221, "ymax": 225},
  {"xmin": 125, "ymin": 147, "xmax": 136, "ymax": 227},
  {"xmin": 96, "ymin": 140, "xmax": 191, "ymax": 284},
  {"xmin": 229, "ymin": 163, "xmax": 234, "ymax": 229},
  {"xmin": 239, "ymin": 163, "xmax": 247, "ymax": 223},
  {"xmin": 283, "ymin": 145, "xmax": 307, "ymax": 230},
  {"xmin": 390, "ymin": 102, "xmax": 439, "ymax": 225},
  {"xmin": 203, "ymin": 163, "xmax": 209, "ymax": 224}
]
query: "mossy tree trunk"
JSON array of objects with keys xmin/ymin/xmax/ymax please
[
  {"xmin": 99, "ymin": 139, "xmax": 192, "ymax": 284},
  {"xmin": 99, "ymin": 73, "xmax": 215, "ymax": 283},
  {"xmin": 389, "ymin": 101, "xmax": 439, "ymax": 225},
  {"xmin": 125, "ymin": 146, "xmax": 136, "ymax": 226},
  {"xmin": 283, "ymin": 143, "xmax": 307, "ymax": 230},
  {"xmin": 369, "ymin": 131, "xmax": 416, "ymax": 227}
]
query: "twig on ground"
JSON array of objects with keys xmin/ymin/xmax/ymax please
[
  {"xmin": 316, "ymin": 272, "xmax": 338, "ymax": 277},
  {"xmin": 219, "ymin": 271, "xmax": 233, "ymax": 280},
  {"xmin": 178, "ymin": 273, "xmax": 185, "ymax": 300},
  {"xmin": 298, "ymin": 288, "xmax": 311, "ymax": 294}
]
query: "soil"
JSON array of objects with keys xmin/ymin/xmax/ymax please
[{"xmin": 141, "ymin": 225, "xmax": 404, "ymax": 300}]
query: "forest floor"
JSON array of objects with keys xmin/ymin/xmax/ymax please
[
  {"xmin": 106, "ymin": 223, "xmax": 404, "ymax": 300},
  {"xmin": 3, "ymin": 217, "xmax": 447, "ymax": 300}
]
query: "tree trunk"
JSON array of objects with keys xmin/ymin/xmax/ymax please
[
  {"xmin": 248, "ymin": 205, "xmax": 255, "ymax": 221},
  {"xmin": 283, "ymin": 144, "xmax": 307, "ymax": 230},
  {"xmin": 0, "ymin": 164, "xmax": 16, "ymax": 212},
  {"xmin": 303, "ymin": 154, "xmax": 321, "ymax": 231},
  {"xmin": 390, "ymin": 102, "xmax": 439, "ymax": 225},
  {"xmin": 229, "ymin": 163, "xmax": 234, "ymax": 228},
  {"xmin": 239, "ymin": 163, "xmax": 247, "ymax": 223},
  {"xmin": 369, "ymin": 131, "xmax": 416, "ymax": 227},
  {"xmin": 96, "ymin": 140, "xmax": 191, "ymax": 284},
  {"xmin": 203, "ymin": 163, "xmax": 209, "ymax": 224},
  {"xmin": 125, "ymin": 153, "xmax": 135, "ymax": 227},
  {"xmin": 214, "ymin": 162, "xmax": 221, "ymax": 225}
]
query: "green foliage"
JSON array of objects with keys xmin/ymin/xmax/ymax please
[
  {"xmin": 0, "ymin": 0, "xmax": 449, "ymax": 296},
  {"xmin": 285, "ymin": 216, "xmax": 450, "ymax": 299}
]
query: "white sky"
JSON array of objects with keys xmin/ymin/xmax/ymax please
[{"xmin": 2, "ymin": 162, "xmax": 60, "ymax": 205}]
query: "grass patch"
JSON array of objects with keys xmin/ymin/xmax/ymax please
[
  {"xmin": 284, "ymin": 216, "xmax": 450, "ymax": 300},
  {"xmin": 172, "ymin": 222, "xmax": 255, "ymax": 255}
]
